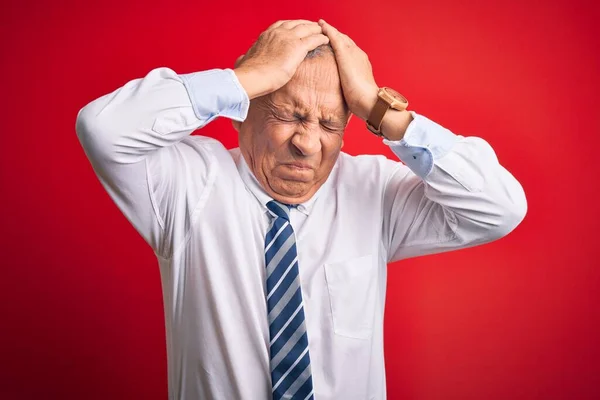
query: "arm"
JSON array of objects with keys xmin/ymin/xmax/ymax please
[
  {"xmin": 76, "ymin": 20, "xmax": 330, "ymax": 258},
  {"xmin": 318, "ymin": 20, "xmax": 527, "ymax": 262},
  {"xmin": 75, "ymin": 67, "xmax": 249, "ymax": 257},
  {"xmin": 380, "ymin": 111, "xmax": 527, "ymax": 262}
]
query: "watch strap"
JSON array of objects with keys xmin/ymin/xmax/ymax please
[{"xmin": 366, "ymin": 96, "xmax": 390, "ymax": 136}]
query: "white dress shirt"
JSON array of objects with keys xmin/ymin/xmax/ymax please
[{"xmin": 75, "ymin": 67, "xmax": 527, "ymax": 400}]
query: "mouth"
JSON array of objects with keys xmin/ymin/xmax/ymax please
[{"xmin": 284, "ymin": 162, "xmax": 313, "ymax": 171}]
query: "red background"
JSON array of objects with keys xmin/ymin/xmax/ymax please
[{"xmin": 1, "ymin": 0, "xmax": 599, "ymax": 398}]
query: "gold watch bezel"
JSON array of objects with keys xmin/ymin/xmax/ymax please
[
  {"xmin": 379, "ymin": 87, "xmax": 409, "ymax": 111},
  {"xmin": 366, "ymin": 87, "xmax": 409, "ymax": 136}
]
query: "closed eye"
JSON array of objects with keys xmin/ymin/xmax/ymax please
[
  {"xmin": 273, "ymin": 113, "xmax": 296, "ymax": 123},
  {"xmin": 272, "ymin": 109, "xmax": 303, "ymax": 122},
  {"xmin": 320, "ymin": 122, "xmax": 344, "ymax": 132}
]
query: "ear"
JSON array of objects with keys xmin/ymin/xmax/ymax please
[
  {"xmin": 234, "ymin": 54, "xmax": 245, "ymax": 68},
  {"xmin": 341, "ymin": 139, "xmax": 345, "ymax": 149}
]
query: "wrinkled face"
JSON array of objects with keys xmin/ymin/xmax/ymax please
[{"xmin": 238, "ymin": 54, "xmax": 349, "ymax": 205}]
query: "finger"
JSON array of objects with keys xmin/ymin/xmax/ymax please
[
  {"xmin": 318, "ymin": 19, "xmax": 341, "ymax": 38},
  {"xmin": 318, "ymin": 19, "xmax": 353, "ymax": 49},
  {"xmin": 300, "ymin": 33, "xmax": 330, "ymax": 52},
  {"xmin": 318, "ymin": 19, "xmax": 343, "ymax": 50},
  {"xmin": 268, "ymin": 20, "xmax": 290, "ymax": 30},
  {"xmin": 291, "ymin": 23, "xmax": 323, "ymax": 39},
  {"xmin": 280, "ymin": 19, "xmax": 318, "ymax": 30}
]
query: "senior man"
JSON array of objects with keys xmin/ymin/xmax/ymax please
[{"xmin": 76, "ymin": 19, "xmax": 526, "ymax": 400}]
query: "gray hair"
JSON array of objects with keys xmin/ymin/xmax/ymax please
[
  {"xmin": 234, "ymin": 44, "xmax": 334, "ymax": 69},
  {"xmin": 305, "ymin": 43, "xmax": 334, "ymax": 59}
]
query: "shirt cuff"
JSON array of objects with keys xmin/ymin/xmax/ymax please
[
  {"xmin": 179, "ymin": 68, "xmax": 250, "ymax": 122},
  {"xmin": 383, "ymin": 111, "xmax": 458, "ymax": 179}
]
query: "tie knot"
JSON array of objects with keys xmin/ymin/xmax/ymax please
[{"xmin": 267, "ymin": 200, "xmax": 292, "ymax": 221}]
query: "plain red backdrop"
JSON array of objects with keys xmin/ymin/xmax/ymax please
[{"xmin": 1, "ymin": 0, "xmax": 599, "ymax": 398}]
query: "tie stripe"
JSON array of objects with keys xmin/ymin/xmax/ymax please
[
  {"xmin": 273, "ymin": 347, "xmax": 311, "ymax": 395},
  {"xmin": 270, "ymin": 287, "xmax": 304, "ymax": 336},
  {"xmin": 268, "ymin": 281, "xmax": 301, "ymax": 322},
  {"xmin": 270, "ymin": 307, "xmax": 304, "ymax": 355},
  {"xmin": 266, "ymin": 230, "xmax": 295, "ymax": 277},
  {"xmin": 270, "ymin": 322, "xmax": 306, "ymax": 370},
  {"xmin": 299, "ymin": 384, "xmax": 315, "ymax": 400},
  {"xmin": 273, "ymin": 346, "xmax": 310, "ymax": 390},
  {"xmin": 265, "ymin": 200, "xmax": 314, "ymax": 400},
  {"xmin": 285, "ymin": 363, "xmax": 313, "ymax": 398},
  {"xmin": 265, "ymin": 222, "xmax": 289, "ymax": 253},
  {"xmin": 270, "ymin": 303, "xmax": 303, "ymax": 346},
  {"xmin": 267, "ymin": 256, "xmax": 298, "ymax": 300}
]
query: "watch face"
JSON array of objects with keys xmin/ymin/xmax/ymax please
[
  {"xmin": 380, "ymin": 87, "xmax": 408, "ymax": 111},
  {"xmin": 384, "ymin": 87, "xmax": 408, "ymax": 103}
]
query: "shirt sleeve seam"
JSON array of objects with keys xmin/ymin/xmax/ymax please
[
  {"xmin": 393, "ymin": 230, "xmax": 459, "ymax": 250},
  {"xmin": 145, "ymin": 157, "xmax": 166, "ymax": 232},
  {"xmin": 169, "ymin": 142, "xmax": 220, "ymax": 260},
  {"xmin": 380, "ymin": 161, "xmax": 405, "ymax": 263}
]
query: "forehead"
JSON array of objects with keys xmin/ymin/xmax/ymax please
[{"xmin": 270, "ymin": 58, "xmax": 348, "ymax": 118}]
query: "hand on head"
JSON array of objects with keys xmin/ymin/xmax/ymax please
[
  {"xmin": 234, "ymin": 19, "xmax": 379, "ymax": 120},
  {"xmin": 234, "ymin": 20, "xmax": 330, "ymax": 99},
  {"xmin": 317, "ymin": 20, "xmax": 379, "ymax": 121}
]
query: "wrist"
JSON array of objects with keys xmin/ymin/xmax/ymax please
[
  {"xmin": 234, "ymin": 68, "xmax": 270, "ymax": 100},
  {"xmin": 356, "ymin": 87, "xmax": 379, "ymax": 121},
  {"xmin": 380, "ymin": 110, "xmax": 414, "ymax": 141}
]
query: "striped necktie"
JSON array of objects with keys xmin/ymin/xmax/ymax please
[{"xmin": 265, "ymin": 200, "xmax": 314, "ymax": 400}]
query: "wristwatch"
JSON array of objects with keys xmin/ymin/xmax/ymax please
[{"xmin": 366, "ymin": 87, "xmax": 409, "ymax": 137}]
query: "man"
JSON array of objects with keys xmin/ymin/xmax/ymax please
[{"xmin": 76, "ymin": 19, "xmax": 526, "ymax": 400}]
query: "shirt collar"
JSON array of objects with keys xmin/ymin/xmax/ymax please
[{"xmin": 233, "ymin": 148, "xmax": 336, "ymax": 216}]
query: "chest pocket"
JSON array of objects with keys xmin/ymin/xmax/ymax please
[{"xmin": 324, "ymin": 254, "xmax": 377, "ymax": 340}]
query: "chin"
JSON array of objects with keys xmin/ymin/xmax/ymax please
[{"xmin": 269, "ymin": 180, "xmax": 315, "ymax": 203}]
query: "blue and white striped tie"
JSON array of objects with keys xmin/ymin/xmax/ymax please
[{"xmin": 265, "ymin": 200, "xmax": 314, "ymax": 400}]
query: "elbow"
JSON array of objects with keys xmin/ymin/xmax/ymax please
[
  {"xmin": 488, "ymin": 182, "xmax": 528, "ymax": 240},
  {"xmin": 457, "ymin": 178, "xmax": 528, "ymax": 245},
  {"xmin": 75, "ymin": 103, "xmax": 94, "ymax": 141},
  {"xmin": 75, "ymin": 98, "xmax": 107, "ymax": 141},
  {"xmin": 75, "ymin": 99, "xmax": 115, "ymax": 163},
  {"xmin": 499, "ymin": 191, "xmax": 527, "ymax": 237}
]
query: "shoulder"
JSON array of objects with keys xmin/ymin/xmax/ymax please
[
  {"xmin": 179, "ymin": 135, "xmax": 240, "ymax": 166},
  {"xmin": 335, "ymin": 151, "xmax": 406, "ymax": 188},
  {"xmin": 183, "ymin": 135, "xmax": 228, "ymax": 154}
]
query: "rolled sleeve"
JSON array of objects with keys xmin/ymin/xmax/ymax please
[
  {"xmin": 179, "ymin": 68, "xmax": 250, "ymax": 122},
  {"xmin": 384, "ymin": 111, "xmax": 459, "ymax": 179}
]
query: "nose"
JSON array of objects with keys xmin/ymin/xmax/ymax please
[{"xmin": 290, "ymin": 128, "xmax": 321, "ymax": 157}]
